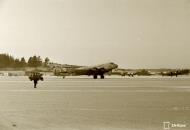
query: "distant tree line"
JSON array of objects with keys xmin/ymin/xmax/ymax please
[{"xmin": 0, "ymin": 54, "xmax": 50, "ymax": 68}]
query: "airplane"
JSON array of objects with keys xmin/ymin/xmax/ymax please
[
  {"xmin": 111, "ymin": 68, "xmax": 128, "ymax": 76},
  {"xmin": 160, "ymin": 69, "xmax": 189, "ymax": 77},
  {"xmin": 160, "ymin": 71, "xmax": 179, "ymax": 77},
  {"xmin": 113, "ymin": 69, "xmax": 152, "ymax": 77},
  {"xmin": 127, "ymin": 72, "xmax": 136, "ymax": 77},
  {"xmin": 135, "ymin": 69, "xmax": 152, "ymax": 76},
  {"xmin": 111, "ymin": 68, "xmax": 136, "ymax": 77},
  {"xmin": 53, "ymin": 62, "xmax": 118, "ymax": 79}
]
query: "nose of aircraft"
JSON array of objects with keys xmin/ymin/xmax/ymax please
[
  {"xmin": 111, "ymin": 63, "xmax": 118, "ymax": 68},
  {"xmin": 108, "ymin": 62, "xmax": 118, "ymax": 69},
  {"xmin": 114, "ymin": 64, "xmax": 118, "ymax": 68}
]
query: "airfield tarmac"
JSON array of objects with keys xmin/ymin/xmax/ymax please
[{"xmin": 0, "ymin": 76, "xmax": 190, "ymax": 130}]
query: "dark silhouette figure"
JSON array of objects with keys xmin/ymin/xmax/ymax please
[
  {"xmin": 33, "ymin": 79, "xmax": 38, "ymax": 88},
  {"xmin": 29, "ymin": 72, "xmax": 43, "ymax": 88}
]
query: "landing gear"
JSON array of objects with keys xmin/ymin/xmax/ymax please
[
  {"xmin": 93, "ymin": 75, "xmax": 97, "ymax": 79},
  {"xmin": 100, "ymin": 74, "xmax": 104, "ymax": 79},
  {"xmin": 93, "ymin": 74, "xmax": 104, "ymax": 79}
]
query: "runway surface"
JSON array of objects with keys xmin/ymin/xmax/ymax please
[{"xmin": 0, "ymin": 76, "xmax": 190, "ymax": 130}]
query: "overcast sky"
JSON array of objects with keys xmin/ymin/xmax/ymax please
[{"xmin": 0, "ymin": 0, "xmax": 189, "ymax": 68}]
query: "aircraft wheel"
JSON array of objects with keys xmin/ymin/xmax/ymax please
[
  {"xmin": 100, "ymin": 74, "xmax": 104, "ymax": 79},
  {"xmin": 93, "ymin": 75, "xmax": 97, "ymax": 79}
]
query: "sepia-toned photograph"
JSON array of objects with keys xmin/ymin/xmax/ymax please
[{"xmin": 0, "ymin": 0, "xmax": 189, "ymax": 130}]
